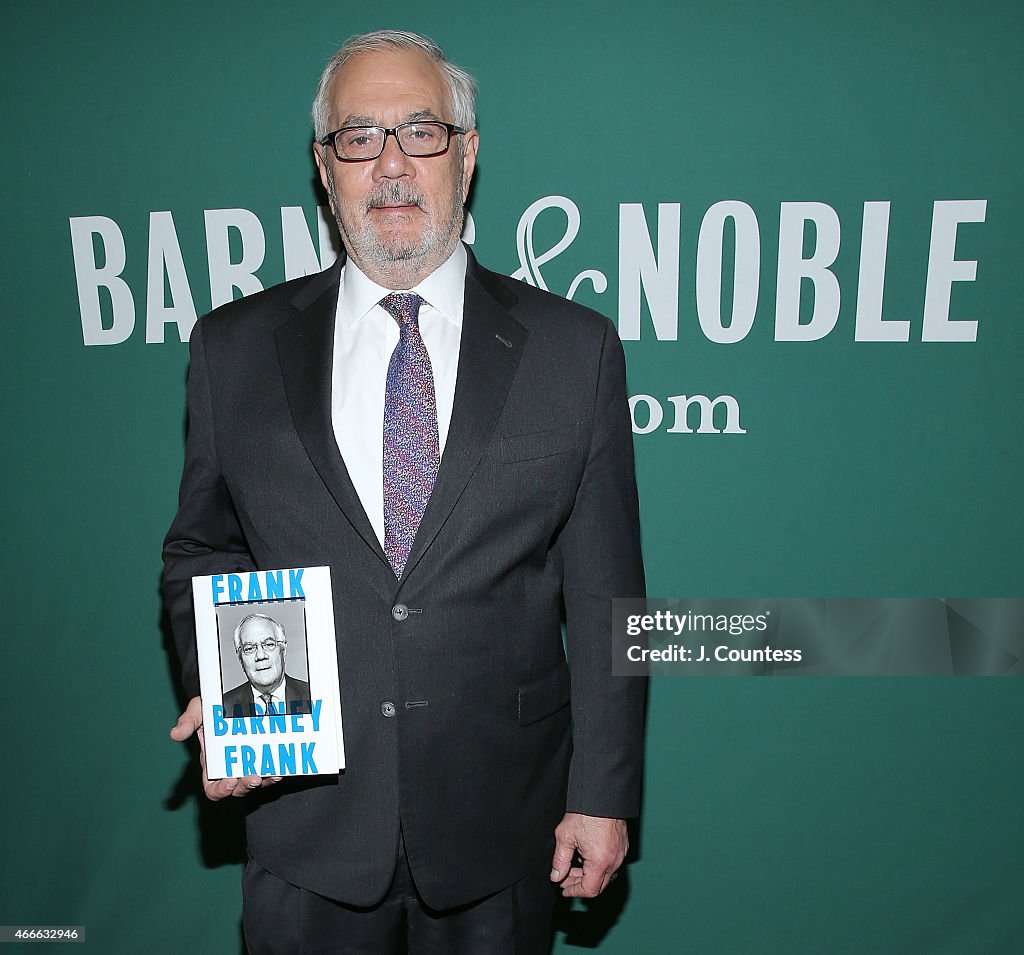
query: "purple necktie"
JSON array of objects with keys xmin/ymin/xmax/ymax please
[{"xmin": 381, "ymin": 292, "xmax": 439, "ymax": 577}]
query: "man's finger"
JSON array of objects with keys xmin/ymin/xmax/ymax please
[
  {"xmin": 197, "ymin": 723, "xmax": 239, "ymax": 802},
  {"xmin": 233, "ymin": 775, "xmax": 266, "ymax": 796},
  {"xmin": 559, "ymin": 859, "xmax": 612, "ymax": 898},
  {"xmin": 580, "ymin": 857, "xmax": 611, "ymax": 897},
  {"xmin": 549, "ymin": 825, "xmax": 576, "ymax": 882},
  {"xmin": 558, "ymin": 865, "xmax": 585, "ymax": 896},
  {"xmin": 204, "ymin": 777, "xmax": 240, "ymax": 800},
  {"xmin": 169, "ymin": 696, "xmax": 203, "ymax": 742},
  {"xmin": 202, "ymin": 774, "xmax": 282, "ymax": 800}
]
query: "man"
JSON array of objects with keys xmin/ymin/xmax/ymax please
[
  {"xmin": 221, "ymin": 613, "xmax": 312, "ymax": 718},
  {"xmin": 164, "ymin": 29, "xmax": 645, "ymax": 953}
]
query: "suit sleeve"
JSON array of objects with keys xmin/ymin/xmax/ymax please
[
  {"xmin": 162, "ymin": 322, "xmax": 255, "ymax": 698},
  {"xmin": 555, "ymin": 317, "xmax": 646, "ymax": 819}
]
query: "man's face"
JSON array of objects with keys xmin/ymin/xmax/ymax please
[
  {"xmin": 314, "ymin": 47, "xmax": 479, "ymax": 288},
  {"xmin": 237, "ymin": 618, "xmax": 286, "ymax": 693}
]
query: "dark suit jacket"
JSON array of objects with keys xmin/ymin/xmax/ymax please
[
  {"xmin": 221, "ymin": 674, "xmax": 312, "ymax": 717},
  {"xmin": 162, "ymin": 249, "xmax": 646, "ymax": 909}
]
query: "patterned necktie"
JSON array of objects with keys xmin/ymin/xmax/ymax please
[
  {"xmin": 380, "ymin": 293, "xmax": 439, "ymax": 577},
  {"xmin": 261, "ymin": 693, "xmax": 274, "ymax": 715}
]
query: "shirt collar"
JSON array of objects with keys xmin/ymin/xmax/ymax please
[
  {"xmin": 338, "ymin": 242, "xmax": 467, "ymax": 330},
  {"xmin": 251, "ymin": 679, "xmax": 285, "ymax": 702}
]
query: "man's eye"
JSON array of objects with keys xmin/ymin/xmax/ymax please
[{"xmin": 340, "ymin": 129, "xmax": 381, "ymax": 149}]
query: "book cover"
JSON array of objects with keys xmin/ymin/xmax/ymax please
[{"xmin": 191, "ymin": 566, "xmax": 345, "ymax": 779}]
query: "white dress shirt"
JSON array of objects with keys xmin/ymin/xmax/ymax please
[
  {"xmin": 330, "ymin": 244, "xmax": 467, "ymax": 547},
  {"xmin": 250, "ymin": 679, "xmax": 285, "ymax": 714}
]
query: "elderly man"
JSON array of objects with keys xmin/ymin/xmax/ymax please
[
  {"xmin": 221, "ymin": 613, "xmax": 312, "ymax": 718},
  {"xmin": 164, "ymin": 29, "xmax": 645, "ymax": 953}
]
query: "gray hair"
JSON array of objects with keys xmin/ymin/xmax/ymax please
[
  {"xmin": 233, "ymin": 613, "xmax": 286, "ymax": 652},
  {"xmin": 311, "ymin": 30, "xmax": 478, "ymax": 140}
]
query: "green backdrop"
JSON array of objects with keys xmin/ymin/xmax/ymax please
[{"xmin": 2, "ymin": 1, "xmax": 1021, "ymax": 952}]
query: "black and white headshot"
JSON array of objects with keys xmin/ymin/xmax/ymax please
[{"xmin": 221, "ymin": 611, "xmax": 312, "ymax": 717}]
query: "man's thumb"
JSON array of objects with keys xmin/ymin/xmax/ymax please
[
  {"xmin": 170, "ymin": 697, "xmax": 202, "ymax": 741},
  {"xmin": 550, "ymin": 833, "xmax": 575, "ymax": 882}
]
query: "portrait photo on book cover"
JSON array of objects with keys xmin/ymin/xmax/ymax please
[{"xmin": 214, "ymin": 601, "xmax": 313, "ymax": 717}]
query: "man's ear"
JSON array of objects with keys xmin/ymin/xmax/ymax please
[
  {"xmin": 314, "ymin": 142, "xmax": 332, "ymax": 193},
  {"xmin": 461, "ymin": 129, "xmax": 479, "ymax": 202}
]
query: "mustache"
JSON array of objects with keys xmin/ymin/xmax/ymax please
[{"xmin": 366, "ymin": 182, "xmax": 425, "ymax": 211}]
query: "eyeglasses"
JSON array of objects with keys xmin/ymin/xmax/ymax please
[
  {"xmin": 238, "ymin": 639, "xmax": 283, "ymax": 656},
  {"xmin": 319, "ymin": 121, "xmax": 465, "ymax": 162}
]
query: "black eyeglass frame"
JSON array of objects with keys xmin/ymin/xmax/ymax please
[
  {"xmin": 318, "ymin": 121, "xmax": 467, "ymax": 162},
  {"xmin": 237, "ymin": 639, "xmax": 284, "ymax": 656}
]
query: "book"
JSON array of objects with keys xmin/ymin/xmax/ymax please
[{"xmin": 191, "ymin": 566, "xmax": 345, "ymax": 779}]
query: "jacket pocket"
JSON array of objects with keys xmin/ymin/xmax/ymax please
[
  {"xmin": 491, "ymin": 423, "xmax": 579, "ymax": 464},
  {"xmin": 518, "ymin": 666, "xmax": 571, "ymax": 725}
]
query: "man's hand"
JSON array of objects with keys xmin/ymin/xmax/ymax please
[
  {"xmin": 169, "ymin": 696, "xmax": 281, "ymax": 801},
  {"xmin": 550, "ymin": 812, "xmax": 628, "ymax": 897}
]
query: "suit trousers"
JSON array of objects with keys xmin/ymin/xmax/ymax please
[{"xmin": 242, "ymin": 833, "xmax": 557, "ymax": 955}]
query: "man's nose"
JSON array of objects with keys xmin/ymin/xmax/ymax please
[
  {"xmin": 373, "ymin": 131, "xmax": 414, "ymax": 178},
  {"xmin": 256, "ymin": 643, "xmax": 268, "ymax": 660}
]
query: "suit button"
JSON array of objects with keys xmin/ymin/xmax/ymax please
[
  {"xmin": 381, "ymin": 701, "xmax": 396, "ymax": 718},
  {"xmin": 391, "ymin": 604, "xmax": 409, "ymax": 621}
]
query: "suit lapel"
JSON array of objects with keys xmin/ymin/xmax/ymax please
[
  {"xmin": 401, "ymin": 256, "xmax": 527, "ymax": 581},
  {"xmin": 274, "ymin": 262, "xmax": 392, "ymax": 578},
  {"xmin": 274, "ymin": 252, "xmax": 525, "ymax": 587}
]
